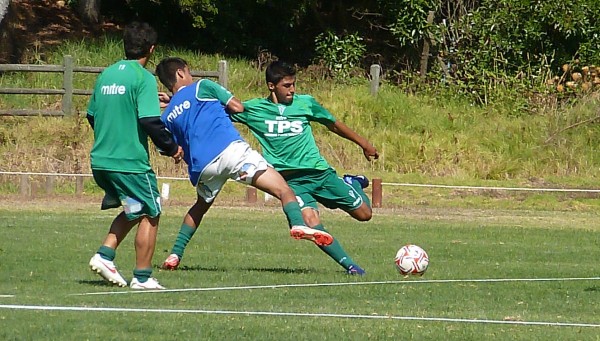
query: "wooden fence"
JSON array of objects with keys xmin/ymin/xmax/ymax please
[
  {"xmin": 0, "ymin": 56, "xmax": 383, "ymax": 117},
  {"xmin": 0, "ymin": 55, "xmax": 229, "ymax": 116},
  {"xmin": 0, "ymin": 56, "xmax": 384, "ymax": 206}
]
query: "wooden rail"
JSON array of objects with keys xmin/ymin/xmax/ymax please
[
  {"xmin": 9, "ymin": 172, "xmax": 383, "ymax": 206},
  {"xmin": 0, "ymin": 55, "xmax": 228, "ymax": 116}
]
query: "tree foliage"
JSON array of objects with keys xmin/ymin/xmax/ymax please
[{"xmin": 90, "ymin": 0, "xmax": 600, "ymax": 92}]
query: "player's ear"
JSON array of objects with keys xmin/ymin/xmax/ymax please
[
  {"xmin": 176, "ymin": 68, "xmax": 185, "ymax": 80},
  {"xmin": 267, "ymin": 82, "xmax": 275, "ymax": 91}
]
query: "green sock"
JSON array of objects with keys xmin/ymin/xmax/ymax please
[
  {"xmin": 349, "ymin": 181, "xmax": 371, "ymax": 207},
  {"xmin": 97, "ymin": 245, "xmax": 116, "ymax": 261},
  {"xmin": 133, "ymin": 268, "xmax": 152, "ymax": 283},
  {"xmin": 171, "ymin": 223, "xmax": 197, "ymax": 259},
  {"xmin": 312, "ymin": 224, "xmax": 356, "ymax": 270},
  {"xmin": 282, "ymin": 201, "xmax": 305, "ymax": 227}
]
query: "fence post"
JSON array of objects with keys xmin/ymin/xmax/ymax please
[
  {"xmin": 370, "ymin": 64, "xmax": 380, "ymax": 96},
  {"xmin": 20, "ymin": 174, "xmax": 30, "ymax": 196},
  {"xmin": 75, "ymin": 176, "xmax": 84, "ymax": 195},
  {"xmin": 62, "ymin": 55, "xmax": 74, "ymax": 115},
  {"xmin": 218, "ymin": 60, "xmax": 228, "ymax": 89},
  {"xmin": 246, "ymin": 186, "xmax": 257, "ymax": 204},
  {"xmin": 419, "ymin": 11, "xmax": 435, "ymax": 79},
  {"xmin": 45, "ymin": 175, "xmax": 55, "ymax": 194},
  {"xmin": 372, "ymin": 178, "xmax": 382, "ymax": 208}
]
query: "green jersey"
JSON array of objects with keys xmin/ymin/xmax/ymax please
[
  {"xmin": 87, "ymin": 60, "xmax": 161, "ymax": 172},
  {"xmin": 233, "ymin": 94, "xmax": 336, "ymax": 171}
]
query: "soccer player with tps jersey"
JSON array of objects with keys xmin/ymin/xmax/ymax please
[
  {"xmin": 230, "ymin": 60, "xmax": 379, "ymax": 275},
  {"xmin": 155, "ymin": 57, "xmax": 334, "ymax": 270},
  {"xmin": 86, "ymin": 22, "xmax": 184, "ymax": 289}
]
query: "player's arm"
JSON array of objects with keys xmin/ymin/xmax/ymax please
[
  {"xmin": 86, "ymin": 114, "xmax": 95, "ymax": 129},
  {"xmin": 326, "ymin": 120, "xmax": 379, "ymax": 161},
  {"xmin": 86, "ymin": 87, "xmax": 98, "ymax": 129},
  {"xmin": 226, "ymin": 96, "xmax": 244, "ymax": 114},
  {"xmin": 139, "ymin": 116, "xmax": 182, "ymax": 160},
  {"xmin": 199, "ymin": 79, "xmax": 244, "ymax": 114},
  {"xmin": 158, "ymin": 91, "xmax": 171, "ymax": 109},
  {"xmin": 137, "ymin": 75, "xmax": 184, "ymax": 161}
]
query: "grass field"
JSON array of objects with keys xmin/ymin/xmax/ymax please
[{"xmin": 1, "ymin": 201, "xmax": 600, "ymax": 340}]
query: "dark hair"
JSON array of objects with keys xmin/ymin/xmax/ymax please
[
  {"xmin": 123, "ymin": 21, "xmax": 158, "ymax": 60},
  {"xmin": 265, "ymin": 60, "xmax": 296, "ymax": 85},
  {"xmin": 155, "ymin": 57, "xmax": 188, "ymax": 92}
]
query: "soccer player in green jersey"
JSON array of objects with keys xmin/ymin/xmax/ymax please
[
  {"xmin": 230, "ymin": 60, "xmax": 379, "ymax": 275},
  {"xmin": 86, "ymin": 22, "xmax": 184, "ymax": 289}
]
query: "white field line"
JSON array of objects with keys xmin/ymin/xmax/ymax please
[
  {"xmin": 71, "ymin": 276, "xmax": 600, "ymax": 296},
  {"xmin": 0, "ymin": 304, "xmax": 598, "ymax": 328},
  {"xmin": 0, "ymin": 295, "xmax": 15, "ymax": 298}
]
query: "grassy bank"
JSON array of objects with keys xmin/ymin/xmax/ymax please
[{"xmin": 1, "ymin": 37, "xmax": 600, "ymax": 210}]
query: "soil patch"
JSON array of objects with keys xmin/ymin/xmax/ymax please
[{"xmin": 1, "ymin": 0, "xmax": 119, "ymax": 63}]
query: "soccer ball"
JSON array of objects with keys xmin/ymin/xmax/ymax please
[{"xmin": 394, "ymin": 244, "xmax": 429, "ymax": 276}]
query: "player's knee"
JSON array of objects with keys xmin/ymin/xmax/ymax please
[
  {"xmin": 352, "ymin": 205, "xmax": 372, "ymax": 222},
  {"xmin": 355, "ymin": 212, "xmax": 372, "ymax": 222},
  {"xmin": 277, "ymin": 183, "xmax": 298, "ymax": 200},
  {"xmin": 302, "ymin": 210, "xmax": 320, "ymax": 226}
]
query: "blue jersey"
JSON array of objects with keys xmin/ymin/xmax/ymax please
[{"xmin": 161, "ymin": 79, "xmax": 243, "ymax": 185}]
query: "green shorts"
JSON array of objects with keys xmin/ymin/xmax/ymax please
[
  {"xmin": 92, "ymin": 169, "xmax": 161, "ymax": 220},
  {"xmin": 283, "ymin": 168, "xmax": 364, "ymax": 212}
]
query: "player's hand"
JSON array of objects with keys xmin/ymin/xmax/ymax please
[
  {"xmin": 172, "ymin": 146, "xmax": 184, "ymax": 164},
  {"xmin": 158, "ymin": 92, "xmax": 171, "ymax": 109},
  {"xmin": 363, "ymin": 144, "xmax": 379, "ymax": 161}
]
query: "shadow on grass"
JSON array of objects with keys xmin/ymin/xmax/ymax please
[
  {"xmin": 241, "ymin": 267, "xmax": 314, "ymax": 274},
  {"xmin": 154, "ymin": 264, "xmax": 315, "ymax": 274},
  {"xmin": 584, "ymin": 286, "xmax": 600, "ymax": 292},
  {"xmin": 155, "ymin": 265, "xmax": 225, "ymax": 272},
  {"xmin": 77, "ymin": 279, "xmax": 119, "ymax": 287}
]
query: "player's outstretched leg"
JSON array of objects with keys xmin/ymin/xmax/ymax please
[
  {"xmin": 310, "ymin": 223, "xmax": 365, "ymax": 275},
  {"xmin": 251, "ymin": 167, "xmax": 334, "ymax": 246}
]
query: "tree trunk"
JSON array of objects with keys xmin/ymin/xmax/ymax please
[
  {"xmin": 0, "ymin": 0, "xmax": 9, "ymax": 24},
  {"xmin": 0, "ymin": 0, "xmax": 15, "ymax": 63},
  {"xmin": 77, "ymin": 0, "xmax": 101, "ymax": 25}
]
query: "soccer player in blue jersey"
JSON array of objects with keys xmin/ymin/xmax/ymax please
[{"xmin": 155, "ymin": 57, "xmax": 333, "ymax": 270}]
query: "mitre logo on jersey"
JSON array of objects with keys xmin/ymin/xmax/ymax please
[
  {"xmin": 100, "ymin": 83, "xmax": 126, "ymax": 95},
  {"xmin": 264, "ymin": 116, "xmax": 303, "ymax": 137},
  {"xmin": 166, "ymin": 100, "xmax": 192, "ymax": 122}
]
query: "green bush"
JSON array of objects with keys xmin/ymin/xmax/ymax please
[
  {"xmin": 435, "ymin": 0, "xmax": 600, "ymax": 104},
  {"xmin": 313, "ymin": 31, "xmax": 366, "ymax": 79}
]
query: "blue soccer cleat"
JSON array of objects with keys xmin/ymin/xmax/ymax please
[
  {"xmin": 347, "ymin": 264, "xmax": 366, "ymax": 276},
  {"xmin": 343, "ymin": 174, "xmax": 369, "ymax": 189}
]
